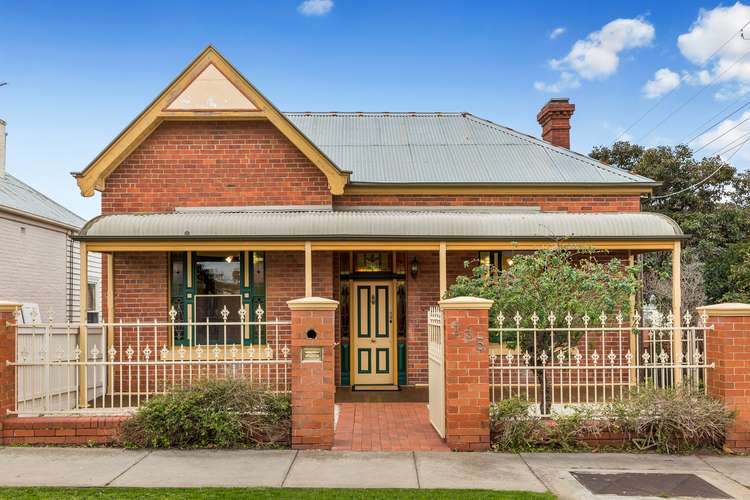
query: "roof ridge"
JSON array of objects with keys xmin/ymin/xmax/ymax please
[{"xmin": 461, "ymin": 114, "xmax": 651, "ymax": 183}]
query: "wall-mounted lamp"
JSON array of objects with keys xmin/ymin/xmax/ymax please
[{"xmin": 410, "ymin": 256, "xmax": 419, "ymax": 278}]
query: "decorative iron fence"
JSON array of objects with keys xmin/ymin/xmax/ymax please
[
  {"xmin": 488, "ymin": 309, "xmax": 713, "ymax": 416},
  {"xmin": 8, "ymin": 305, "xmax": 291, "ymax": 416}
]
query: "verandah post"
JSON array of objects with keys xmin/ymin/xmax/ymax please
[
  {"xmin": 439, "ymin": 296, "xmax": 493, "ymax": 451},
  {"xmin": 697, "ymin": 302, "xmax": 750, "ymax": 453},
  {"xmin": 78, "ymin": 241, "xmax": 88, "ymax": 408},
  {"xmin": 287, "ymin": 296, "xmax": 338, "ymax": 449}
]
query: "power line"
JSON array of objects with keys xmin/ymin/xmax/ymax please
[
  {"xmin": 680, "ymin": 98, "xmax": 750, "ymax": 145},
  {"xmin": 649, "ymin": 131, "xmax": 750, "ymax": 201},
  {"xmin": 714, "ymin": 129, "xmax": 750, "ymax": 156},
  {"xmin": 692, "ymin": 114, "xmax": 750, "ymax": 154},
  {"xmin": 616, "ymin": 18, "xmax": 750, "ymax": 143}
]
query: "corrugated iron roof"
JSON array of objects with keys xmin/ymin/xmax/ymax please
[
  {"xmin": 79, "ymin": 209, "xmax": 682, "ymax": 241},
  {"xmin": 0, "ymin": 174, "xmax": 85, "ymax": 229},
  {"xmin": 284, "ymin": 112, "xmax": 655, "ymax": 185}
]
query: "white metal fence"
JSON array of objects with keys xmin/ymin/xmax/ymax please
[
  {"xmin": 9, "ymin": 305, "xmax": 291, "ymax": 416},
  {"xmin": 489, "ymin": 309, "xmax": 713, "ymax": 416}
]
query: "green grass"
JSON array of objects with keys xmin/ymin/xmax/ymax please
[{"xmin": 0, "ymin": 487, "xmax": 555, "ymax": 499}]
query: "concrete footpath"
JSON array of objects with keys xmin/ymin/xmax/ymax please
[{"xmin": 0, "ymin": 447, "xmax": 748, "ymax": 499}]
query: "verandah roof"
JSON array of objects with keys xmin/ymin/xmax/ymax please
[{"xmin": 78, "ymin": 209, "xmax": 683, "ymax": 242}]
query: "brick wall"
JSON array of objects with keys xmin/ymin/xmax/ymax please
[
  {"xmin": 111, "ymin": 252, "xmax": 169, "ymax": 322},
  {"xmin": 102, "ymin": 121, "xmax": 332, "ymax": 213},
  {"xmin": 334, "ymin": 194, "xmax": 640, "ymax": 212},
  {"xmin": 289, "ymin": 302, "xmax": 337, "ymax": 449},
  {"xmin": 404, "ymin": 251, "xmax": 475, "ymax": 385},
  {"xmin": 0, "ymin": 308, "xmax": 18, "ymax": 419},
  {"xmin": 266, "ymin": 251, "xmax": 333, "ymax": 323},
  {"xmin": 441, "ymin": 299, "xmax": 493, "ymax": 451},
  {"xmin": 700, "ymin": 305, "xmax": 750, "ymax": 453},
  {"xmin": 1, "ymin": 416, "xmax": 126, "ymax": 445}
]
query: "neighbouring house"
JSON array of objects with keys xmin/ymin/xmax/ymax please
[
  {"xmin": 0, "ymin": 119, "xmax": 101, "ymax": 323},
  {"xmin": 71, "ymin": 46, "xmax": 684, "ymax": 391}
]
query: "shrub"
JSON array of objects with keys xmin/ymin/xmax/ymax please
[
  {"xmin": 603, "ymin": 386, "xmax": 735, "ymax": 454},
  {"xmin": 490, "ymin": 398, "xmax": 545, "ymax": 451},
  {"xmin": 489, "ymin": 388, "xmax": 735, "ymax": 454},
  {"xmin": 489, "ymin": 398, "xmax": 596, "ymax": 452},
  {"xmin": 119, "ymin": 379, "xmax": 291, "ymax": 449}
]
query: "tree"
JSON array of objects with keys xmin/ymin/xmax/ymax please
[
  {"xmin": 590, "ymin": 142, "xmax": 750, "ymax": 305},
  {"xmin": 447, "ymin": 249, "xmax": 639, "ymax": 414}
]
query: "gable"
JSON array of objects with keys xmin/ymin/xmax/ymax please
[
  {"xmin": 102, "ymin": 121, "xmax": 332, "ymax": 214},
  {"xmin": 74, "ymin": 46, "xmax": 349, "ymax": 197},
  {"xmin": 164, "ymin": 63, "xmax": 258, "ymax": 111}
]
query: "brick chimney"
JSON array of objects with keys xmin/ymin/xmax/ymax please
[{"xmin": 536, "ymin": 98, "xmax": 575, "ymax": 149}]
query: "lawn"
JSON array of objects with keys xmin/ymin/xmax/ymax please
[{"xmin": 0, "ymin": 487, "xmax": 554, "ymax": 499}]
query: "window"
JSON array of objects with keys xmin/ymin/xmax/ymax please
[
  {"xmin": 479, "ymin": 251, "xmax": 503, "ymax": 270},
  {"xmin": 354, "ymin": 252, "xmax": 391, "ymax": 273},
  {"xmin": 86, "ymin": 282, "xmax": 99, "ymax": 323},
  {"xmin": 194, "ymin": 253, "xmax": 241, "ymax": 344},
  {"xmin": 170, "ymin": 251, "xmax": 265, "ymax": 345}
]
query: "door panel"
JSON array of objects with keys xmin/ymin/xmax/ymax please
[
  {"xmin": 375, "ymin": 348, "xmax": 390, "ymax": 374},
  {"xmin": 357, "ymin": 349, "xmax": 372, "ymax": 374},
  {"xmin": 357, "ymin": 286, "xmax": 370, "ymax": 338},
  {"xmin": 351, "ymin": 281, "xmax": 395, "ymax": 387},
  {"xmin": 375, "ymin": 286, "xmax": 389, "ymax": 337}
]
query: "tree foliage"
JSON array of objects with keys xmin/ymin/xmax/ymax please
[
  {"xmin": 448, "ymin": 248, "xmax": 640, "ymax": 414},
  {"xmin": 448, "ymin": 248, "xmax": 639, "ymax": 329},
  {"xmin": 590, "ymin": 142, "xmax": 750, "ymax": 304}
]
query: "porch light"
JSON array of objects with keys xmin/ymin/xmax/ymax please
[
  {"xmin": 225, "ymin": 255, "xmax": 234, "ymax": 263},
  {"xmin": 410, "ymin": 257, "xmax": 419, "ymax": 278}
]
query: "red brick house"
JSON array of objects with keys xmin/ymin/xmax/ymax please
[{"xmin": 73, "ymin": 46, "xmax": 683, "ymax": 391}]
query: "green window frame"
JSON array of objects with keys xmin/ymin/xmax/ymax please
[{"xmin": 169, "ymin": 251, "xmax": 266, "ymax": 346}]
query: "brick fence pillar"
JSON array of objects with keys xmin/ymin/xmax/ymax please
[
  {"xmin": 439, "ymin": 296, "xmax": 493, "ymax": 451},
  {"xmin": 0, "ymin": 302, "xmax": 21, "ymax": 438},
  {"xmin": 697, "ymin": 302, "xmax": 750, "ymax": 453},
  {"xmin": 287, "ymin": 297, "xmax": 338, "ymax": 450}
]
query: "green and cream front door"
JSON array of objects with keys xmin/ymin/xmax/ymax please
[{"xmin": 351, "ymin": 281, "xmax": 397, "ymax": 389}]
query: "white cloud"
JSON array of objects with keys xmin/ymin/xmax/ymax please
[
  {"xmin": 682, "ymin": 69, "xmax": 712, "ymax": 86},
  {"xmin": 298, "ymin": 0, "xmax": 333, "ymax": 16},
  {"xmin": 714, "ymin": 83, "xmax": 750, "ymax": 101},
  {"xmin": 692, "ymin": 110, "xmax": 750, "ymax": 161},
  {"xmin": 677, "ymin": 3, "xmax": 750, "ymax": 88},
  {"xmin": 642, "ymin": 68, "xmax": 681, "ymax": 98},
  {"xmin": 551, "ymin": 18, "xmax": 655, "ymax": 79},
  {"xmin": 550, "ymin": 27, "xmax": 566, "ymax": 40},
  {"xmin": 535, "ymin": 17, "xmax": 655, "ymax": 91},
  {"xmin": 533, "ymin": 72, "xmax": 581, "ymax": 93}
]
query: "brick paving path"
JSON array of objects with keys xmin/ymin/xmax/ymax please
[{"xmin": 333, "ymin": 402, "xmax": 450, "ymax": 451}]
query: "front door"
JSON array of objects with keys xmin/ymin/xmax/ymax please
[{"xmin": 351, "ymin": 281, "xmax": 396, "ymax": 389}]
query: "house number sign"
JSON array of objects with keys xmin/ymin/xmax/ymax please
[
  {"xmin": 450, "ymin": 320, "xmax": 485, "ymax": 353},
  {"xmin": 300, "ymin": 346, "xmax": 323, "ymax": 363}
]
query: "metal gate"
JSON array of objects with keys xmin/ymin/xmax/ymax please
[{"xmin": 427, "ymin": 306, "xmax": 445, "ymax": 438}]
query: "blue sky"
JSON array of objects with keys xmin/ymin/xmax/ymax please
[{"xmin": 1, "ymin": 0, "xmax": 749, "ymax": 219}]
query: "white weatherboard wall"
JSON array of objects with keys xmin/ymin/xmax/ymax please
[{"xmin": 0, "ymin": 211, "xmax": 101, "ymax": 323}]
